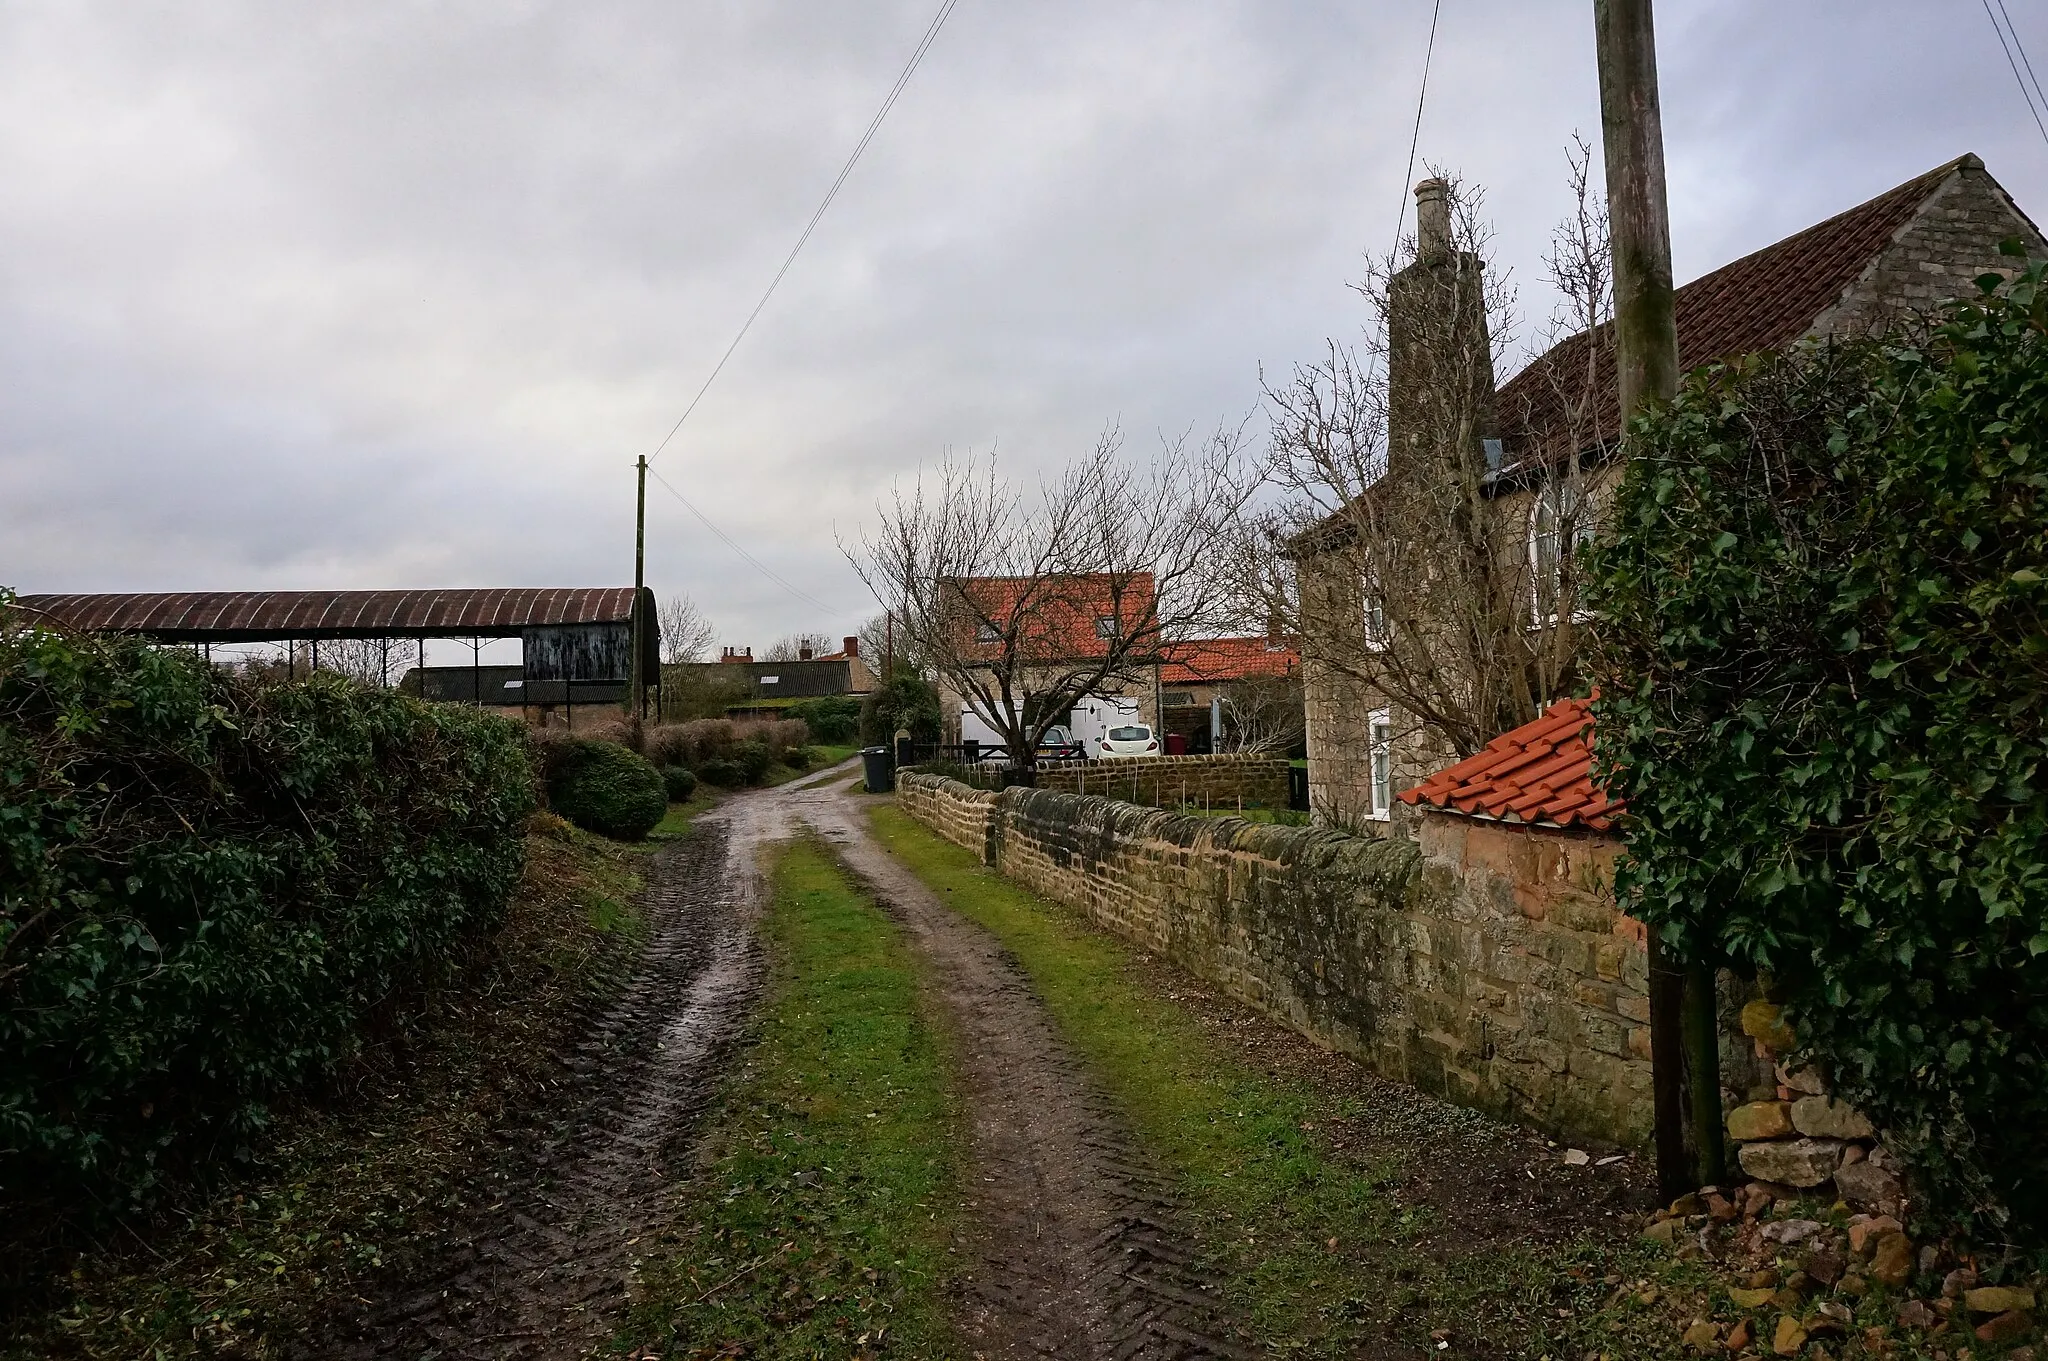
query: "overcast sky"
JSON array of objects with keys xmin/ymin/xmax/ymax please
[{"xmin": 3, "ymin": 1, "xmax": 2043, "ymax": 655}]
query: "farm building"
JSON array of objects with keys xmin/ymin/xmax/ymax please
[{"xmin": 15, "ymin": 586, "xmax": 657, "ymax": 726}]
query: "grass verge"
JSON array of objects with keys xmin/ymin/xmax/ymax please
[
  {"xmin": 618, "ymin": 838, "xmax": 962, "ymax": 1360},
  {"xmin": 867, "ymin": 804, "xmax": 1696, "ymax": 1360},
  {"xmin": 4, "ymin": 813, "xmax": 648, "ymax": 1360}
]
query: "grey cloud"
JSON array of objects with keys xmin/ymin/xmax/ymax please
[{"xmin": 2, "ymin": 1, "xmax": 2042, "ymax": 648}]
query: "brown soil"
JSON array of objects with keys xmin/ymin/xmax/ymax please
[{"xmin": 790, "ymin": 788, "xmax": 1253, "ymax": 1361}]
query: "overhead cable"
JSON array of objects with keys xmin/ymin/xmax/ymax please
[
  {"xmin": 646, "ymin": 465, "xmax": 840, "ymax": 615},
  {"xmin": 647, "ymin": 0, "xmax": 960, "ymax": 467},
  {"xmin": 1389, "ymin": 0, "xmax": 1445, "ymax": 260},
  {"xmin": 1984, "ymin": 0, "xmax": 2048, "ymax": 151}
]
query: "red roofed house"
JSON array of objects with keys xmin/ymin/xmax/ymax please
[
  {"xmin": 938, "ymin": 572, "xmax": 1163, "ymax": 748},
  {"xmin": 1298, "ymin": 154, "xmax": 2044, "ymax": 834},
  {"xmin": 1157, "ymin": 634, "xmax": 1302, "ymax": 753}
]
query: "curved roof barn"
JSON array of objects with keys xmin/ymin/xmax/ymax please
[{"xmin": 13, "ymin": 587, "xmax": 647, "ymax": 642}]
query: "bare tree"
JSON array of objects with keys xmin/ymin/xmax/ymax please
[
  {"xmin": 845, "ymin": 429, "xmax": 1252, "ymax": 773},
  {"xmin": 1219, "ymin": 153, "xmax": 1612, "ymax": 767},
  {"xmin": 762, "ymin": 632, "xmax": 837, "ymax": 662},
  {"xmin": 1217, "ymin": 672, "xmax": 1306, "ymax": 754},
  {"xmin": 858, "ymin": 610, "xmax": 928, "ymax": 677},
  {"xmin": 310, "ymin": 637, "xmax": 411, "ymax": 688},
  {"xmin": 659, "ymin": 593, "xmax": 717, "ymax": 664}
]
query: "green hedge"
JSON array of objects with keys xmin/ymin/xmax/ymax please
[
  {"xmin": 544, "ymin": 739, "xmax": 667, "ymax": 840},
  {"xmin": 1588, "ymin": 253, "xmax": 2048, "ymax": 1237},
  {"xmin": 789, "ymin": 695, "xmax": 860, "ymax": 745},
  {"xmin": 0, "ymin": 616, "xmax": 534, "ymax": 1213}
]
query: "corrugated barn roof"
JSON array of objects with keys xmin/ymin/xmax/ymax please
[{"xmin": 13, "ymin": 587, "xmax": 643, "ymax": 641}]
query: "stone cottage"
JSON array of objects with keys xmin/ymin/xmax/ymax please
[{"xmin": 1298, "ymin": 153, "xmax": 2046, "ymax": 831}]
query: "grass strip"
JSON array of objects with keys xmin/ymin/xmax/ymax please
[
  {"xmin": 867, "ymin": 804, "xmax": 1696, "ymax": 1359},
  {"xmin": 621, "ymin": 838, "xmax": 962, "ymax": 1360}
]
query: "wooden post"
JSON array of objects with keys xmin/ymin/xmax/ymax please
[
  {"xmin": 632, "ymin": 454, "xmax": 648, "ymax": 720},
  {"xmin": 1596, "ymin": 0, "xmax": 1722, "ymax": 1199}
]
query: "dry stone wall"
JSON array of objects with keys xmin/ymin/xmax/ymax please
[
  {"xmin": 896, "ymin": 771, "xmax": 1658, "ymax": 1147},
  {"xmin": 1033, "ymin": 754, "xmax": 1289, "ymax": 811}
]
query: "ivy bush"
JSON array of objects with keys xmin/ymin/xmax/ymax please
[
  {"xmin": 0, "ymin": 616, "xmax": 534, "ymax": 1214},
  {"xmin": 544, "ymin": 738, "xmax": 667, "ymax": 840},
  {"xmin": 1588, "ymin": 254, "xmax": 2048, "ymax": 1238}
]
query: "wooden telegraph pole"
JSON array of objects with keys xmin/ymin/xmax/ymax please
[
  {"xmin": 632, "ymin": 454, "xmax": 649, "ymax": 721},
  {"xmin": 1593, "ymin": 0, "xmax": 1724, "ymax": 1198}
]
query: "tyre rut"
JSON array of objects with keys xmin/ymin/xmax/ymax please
[
  {"xmin": 791, "ymin": 788, "xmax": 1251, "ymax": 1361},
  {"xmin": 300, "ymin": 810, "xmax": 766, "ymax": 1361}
]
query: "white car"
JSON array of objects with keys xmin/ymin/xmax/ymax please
[{"xmin": 1097, "ymin": 723, "xmax": 1159, "ymax": 759}]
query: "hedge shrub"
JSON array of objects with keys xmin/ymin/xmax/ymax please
[
  {"xmin": 544, "ymin": 739, "xmax": 667, "ymax": 840},
  {"xmin": 860, "ymin": 671, "xmax": 941, "ymax": 746},
  {"xmin": 0, "ymin": 616, "xmax": 534, "ymax": 1213},
  {"xmin": 661, "ymin": 765, "xmax": 698, "ymax": 802},
  {"xmin": 1588, "ymin": 253, "xmax": 2048, "ymax": 1237},
  {"xmin": 789, "ymin": 695, "xmax": 860, "ymax": 744}
]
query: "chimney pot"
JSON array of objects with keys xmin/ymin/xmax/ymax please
[{"xmin": 1414, "ymin": 177, "xmax": 1451, "ymax": 263}]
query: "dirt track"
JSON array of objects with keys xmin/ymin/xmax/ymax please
[{"xmin": 308, "ymin": 769, "xmax": 1243, "ymax": 1359}]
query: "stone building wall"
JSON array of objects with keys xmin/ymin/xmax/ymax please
[
  {"xmin": 1814, "ymin": 154, "xmax": 2046, "ymax": 338},
  {"xmin": 1032, "ymin": 754, "xmax": 1289, "ymax": 810},
  {"xmin": 895, "ymin": 771, "xmax": 1657, "ymax": 1147}
]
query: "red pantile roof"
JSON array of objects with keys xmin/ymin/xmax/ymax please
[
  {"xmin": 1159, "ymin": 636, "xmax": 1300, "ymax": 684},
  {"xmin": 956, "ymin": 573, "xmax": 1157, "ymax": 662},
  {"xmin": 1496, "ymin": 156, "xmax": 1972, "ymax": 475},
  {"xmin": 1399, "ymin": 694, "xmax": 1621, "ymax": 831}
]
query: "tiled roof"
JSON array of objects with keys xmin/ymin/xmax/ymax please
[
  {"xmin": 1159, "ymin": 635, "xmax": 1300, "ymax": 684},
  {"xmin": 1494, "ymin": 155, "xmax": 1971, "ymax": 476},
  {"xmin": 1398, "ymin": 694, "xmax": 1621, "ymax": 831},
  {"xmin": 956, "ymin": 573, "xmax": 1157, "ymax": 662}
]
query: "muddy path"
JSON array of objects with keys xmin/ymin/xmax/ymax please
[
  {"xmin": 788, "ymin": 786, "xmax": 1251, "ymax": 1361},
  {"xmin": 307, "ymin": 768, "xmax": 1243, "ymax": 1360},
  {"xmin": 300, "ymin": 792, "xmax": 784, "ymax": 1360}
]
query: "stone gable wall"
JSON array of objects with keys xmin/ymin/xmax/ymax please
[
  {"xmin": 895, "ymin": 771, "xmax": 1656, "ymax": 1147},
  {"xmin": 1032, "ymin": 754, "xmax": 1289, "ymax": 810},
  {"xmin": 1815, "ymin": 157, "xmax": 2047, "ymax": 339}
]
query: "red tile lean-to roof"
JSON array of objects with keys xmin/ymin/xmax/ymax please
[{"xmin": 1398, "ymin": 694, "xmax": 1622, "ymax": 831}]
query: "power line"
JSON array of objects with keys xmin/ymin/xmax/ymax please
[
  {"xmin": 647, "ymin": 0, "xmax": 959, "ymax": 467},
  {"xmin": 646, "ymin": 465, "xmax": 840, "ymax": 616},
  {"xmin": 1984, "ymin": 0, "xmax": 2048, "ymax": 151},
  {"xmin": 1389, "ymin": 0, "xmax": 1445, "ymax": 259}
]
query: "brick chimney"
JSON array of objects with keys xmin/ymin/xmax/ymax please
[
  {"xmin": 798, "ymin": 645, "xmax": 814, "ymax": 660},
  {"xmin": 842, "ymin": 635, "xmax": 859, "ymax": 658},
  {"xmin": 1388, "ymin": 176, "xmax": 1497, "ymax": 482}
]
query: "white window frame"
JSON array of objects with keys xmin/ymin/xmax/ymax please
[
  {"xmin": 975, "ymin": 622, "xmax": 1000, "ymax": 643},
  {"xmin": 1362, "ymin": 596, "xmax": 1388, "ymax": 651},
  {"xmin": 1094, "ymin": 615, "xmax": 1119, "ymax": 639},
  {"xmin": 1530, "ymin": 478, "xmax": 1597, "ymax": 620},
  {"xmin": 1369, "ymin": 707, "xmax": 1393, "ymax": 821}
]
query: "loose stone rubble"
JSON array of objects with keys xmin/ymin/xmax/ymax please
[{"xmin": 1637, "ymin": 1181, "xmax": 2042, "ymax": 1357}]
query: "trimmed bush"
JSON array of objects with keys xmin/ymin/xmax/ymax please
[
  {"xmin": 735, "ymin": 739, "xmax": 773, "ymax": 784},
  {"xmin": 698, "ymin": 756, "xmax": 746, "ymax": 787},
  {"xmin": 781, "ymin": 746, "xmax": 813, "ymax": 772},
  {"xmin": 544, "ymin": 739, "xmax": 667, "ymax": 841},
  {"xmin": 0, "ymin": 614, "xmax": 534, "ymax": 1213},
  {"xmin": 661, "ymin": 765, "xmax": 698, "ymax": 802},
  {"xmin": 1587, "ymin": 254, "xmax": 2048, "ymax": 1237}
]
